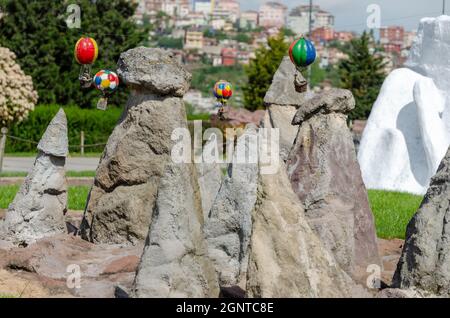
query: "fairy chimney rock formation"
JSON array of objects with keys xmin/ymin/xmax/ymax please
[
  {"xmin": 286, "ymin": 88, "xmax": 381, "ymax": 283},
  {"xmin": 81, "ymin": 47, "xmax": 192, "ymax": 245},
  {"xmin": 246, "ymin": 163, "xmax": 355, "ymax": 297},
  {"xmin": 264, "ymin": 56, "xmax": 308, "ymax": 161},
  {"xmin": 0, "ymin": 108, "xmax": 68, "ymax": 246},
  {"xmin": 393, "ymin": 146, "xmax": 450, "ymax": 296},
  {"xmin": 132, "ymin": 162, "xmax": 220, "ymax": 298},
  {"xmin": 204, "ymin": 125, "xmax": 259, "ymax": 287}
]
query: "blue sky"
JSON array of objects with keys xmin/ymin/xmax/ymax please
[{"xmin": 240, "ymin": 0, "xmax": 445, "ymax": 32}]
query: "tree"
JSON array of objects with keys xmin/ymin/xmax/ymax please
[
  {"xmin": 243, "ymin": 32, "xmax": 288, "ymax": 111},
  {"xmin": 0, "ymin": 0, "xmax": 148, "ymax": 108},
  {"xmin": 280, "ymin": 27, "xmax": 296, "ymax": 37},
  {"xmin": 157, "ymin": 36, "xmax": 183, "ymax": 49},
  {"xmin": 337, "ymin": 31, "xmax": 386, "ymax": 120},
  {"xmin": 234, "ymin": 32, "xmax": 252, "ymax": 44},
  {"xmin": 0, "ymin": 47, "xmax": 38, "ymax": 127}
]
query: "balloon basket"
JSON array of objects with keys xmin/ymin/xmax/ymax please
[
  {"xmin": 97, "ymin": 97, "xmax": 108, "ymax": 111},
  {"xmin": 79, "ymin": 65, "xmax": 93, "ymax": 88}
]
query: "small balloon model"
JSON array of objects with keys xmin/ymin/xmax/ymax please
[
  {"xmin": 93, "ymin": 70, "xmax": 119, "ymax": 110},
  {"xmin": 74, "ymin": 37, "xmax": 98, "ymax": 88},
  {"xmin": 213, "ymin": 80, "xmax": 233, "ymax": 120},
  {"xmin": 289, "ymin": 37, "xmax": 316, "ymax": 69}
]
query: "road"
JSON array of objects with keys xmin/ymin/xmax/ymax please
[{"xmin": 1, "ymin": 156, "xmax": 100, "ymax": 172}]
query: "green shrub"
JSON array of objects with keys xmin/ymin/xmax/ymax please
[{"xmin": 5, "ymin": 105, "xmax": 122, "ymax": 153}]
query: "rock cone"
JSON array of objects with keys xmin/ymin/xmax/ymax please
[
  {"xmin": 286, "ymin": 88, "xmax": 380, "ymax": 282},
  {"xmin": 132, "ymin": 163, "xmax": 219, "ymax": 297},
  {"xmin": 81, "ymin": 47, "xmax": 192, "ymax": 245},
  {"xmin": 205, "ymin": 125, "xmax": 259, "ymax": 287},
  {"xmin": 393, "ymin": 146, "xmax": 450, "ymax": 295},
  {"xmin": 0, "ymin": 109, "xmax": 68, "ymax": 246}
]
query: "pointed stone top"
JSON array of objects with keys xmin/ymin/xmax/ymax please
[
  {"xmin": 37, "ymin": 108, "xmax": 69, "ymax": 157},
  {"xmin": 264, "ymin": 56, "xmax": 307, "ymax": 107},
  {"xmin": 117, "ymin": 47, "xmax": 192, "ymax": 97},
  {"xmin": 292, "ymin": 88, "xmax": 355, "ymax": 125}
]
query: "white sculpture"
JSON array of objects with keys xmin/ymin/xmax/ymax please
[{"xmin": 358, "ymin": 16, "xmax": 450, "ymax": 195}]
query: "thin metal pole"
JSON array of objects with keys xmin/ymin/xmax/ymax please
[
  {"xmin": 307, "ymin": 0, "xmax": 313, "ymax": 87},
  {"xmin": 443, "ymin": 0, "xmax": 446, "ymax": 14}
]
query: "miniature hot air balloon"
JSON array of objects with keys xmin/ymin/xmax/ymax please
[
  {"xmin": 93, "ymin": 70, "xmax": 119, "ymax": 110},
  {"xmin": 289, "ymin": 37, "xmax": 316, "ymax": 70},
  {"xmin": 74, "ymin": 37, "xmax": 99, "ymax": 88},
  {"xmin": 213, "ymin": 80, "xmax": 233, "ymax": 119}
]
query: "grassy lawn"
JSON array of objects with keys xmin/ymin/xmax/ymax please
[
  {"xmin": 0, "ymin": 171, "xmax": 95, "ymax": 178},
  {"xmin": 0, "ymin": 185, "xmax": 90, "ymax": 211},
  {"xmin": 0, "ymin": 185, "xmax": 423, "ymax": 239},
  {"xmin": 0, "ymin": 294, "xmax": 17, "ymax": 298},
  {"xmin": 368, "ymin": 190, "xmax": 423, "ymax": 239}
]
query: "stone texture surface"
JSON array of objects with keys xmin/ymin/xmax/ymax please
[
  {"xmin": 393, "ymin": 147, "xmax": 450, "ymax": 295},
  {"xmin": 246, "ymin": 163, "xmax": 354, "ymax": 298},
  {"xmin": 291, "ymin": 88, "xmax": 355, "ymax": 125},
  {"xmin": 205, "ymin": 125, "xmax": 259, "ymax": 287},
  {"xmin": 267, "ymin": 105, "xmax": 298, "ymax": 161},
  {"xmin": 37, "ymin": 109, "xmax": 69, "ymax": 157},
  {"xmin": 132, "ymin": 163, "xmax": 219, "ymax": 298},
  {"xmin": 378, "ymin": 238, "xmax": 404, "ymax": 286},
  {"xmin": 0, "ymin": 234, "xmax": 143, "ymax": 298},
  {"xmin": 81, "ymin": 48, "xmax": 191, "ymax": 245},
  {"xmin": 117, "ymin": 47, "xmax": 191, "ymax": 97},
  {"xmin": 264, "ymin": 56, "xmax": 307, "ymax": 106},
  {"xmin": 0, "ymin": 109, "xmax": 68, "ymax": 246},
  {"xmin": 286, "ymin": 89, "xmax": 380, "ymax": 282},
  {"xmin": 263, "ymin": 57, "xmax": 310, "ymax": 162},
  {"xmin": 196, "ymin": 140, "xmax": 223, "ymax": 221}
]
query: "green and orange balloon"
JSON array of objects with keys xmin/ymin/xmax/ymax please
[{"xmin": 289, "ymin": 37, "xmax": 317, "ymax": 69}]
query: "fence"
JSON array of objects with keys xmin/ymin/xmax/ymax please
[{"xmin": 0, "ymin": 128, "xmax": 107, "ymax": 173}]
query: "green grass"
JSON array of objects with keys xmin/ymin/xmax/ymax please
[
  {"xmin": 368, "ymin": 190, "xmax": 423, "ymax": 239},
  {"xmin": 0, "ymin": 185, "xmax": 90, "ymax": 211},
  {"xmin": 67, "ymin": 186, "xmax": 91, "ymax": 210},
  {"xmin": 0, "ymin": 294, "xmax": 17, "ymax": 298},
  {"xmin": 0, "ymin": 171, "xmax": 95, "ymax": 178},
  {"xmin": 0, "ymin": 185, "xmax": 424, "ymax": 239}
]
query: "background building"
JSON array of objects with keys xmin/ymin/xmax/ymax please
[
  {"xmin": 185, "ymin": 29, "xmax": 204, "ymax": 49},
  {"xmin": 240, "ymin": 10, "xmax": 259, "ymax": 29},
  {"xmin": 380, "ymin": 26, "xmax": 405, "ymax": 54},
  {"xmin": 258, "ymin": 1, "xmax": 287, "ymax": 29},
  {"xmin": 194, "ymin": 0, "xmax": 214, "ymax": 16},
  {"xmin": 287, "ymin": 5, "xmax": 334, "ymax": 36}
]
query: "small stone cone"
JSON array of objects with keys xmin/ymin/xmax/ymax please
[
  {"xmin": 0, "ymin": 108, "xmax": 68, "ymax": 246},
  {"xmin": 37, "ymin": 108, "xmax": 69, "ymax": 157}
]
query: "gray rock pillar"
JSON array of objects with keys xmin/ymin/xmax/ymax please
[
  {"xmin": 286, "ymin": 88, "xmax": 381, "ymax": 283},
  {"xmin": 204, "ymin": 125, "xmax": 259, "ymax": 287},
  {"xmin": 0, "ymin": 108, "xmax": 68, "ymax": 246},
  {"xmin": 393, "ymin": 146, "xmax": 450, "ymax": 296},
  {"xmin": 81, "ymin": 47, "xmax": 192, "ymax": 245},
  {"xmin": 132, "ymin": 162, "xmax": 220, "ymax": 298},
  {"xmin": 264, "ymin": 56, "xmax": 308, "ymax": 162}
]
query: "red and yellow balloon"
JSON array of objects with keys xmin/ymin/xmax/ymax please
[{"xmin": 74, "ymin": 37, "xmax": 98, "ymax": 65}]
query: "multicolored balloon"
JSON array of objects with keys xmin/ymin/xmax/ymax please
[
  {"xmin": 213, "ymin": 80, "xmax": 233, "ymax": 103},
  {"xmin": 74, "ymin": 37, "xmax": 98, "ymax": 65},
  {"xmin": 93, "ymin": 70, "xmax": 119, "ymax": 93},
  {"xmin": 289, "ymin": 37, "xmax": 316, "ymax": 69}
]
